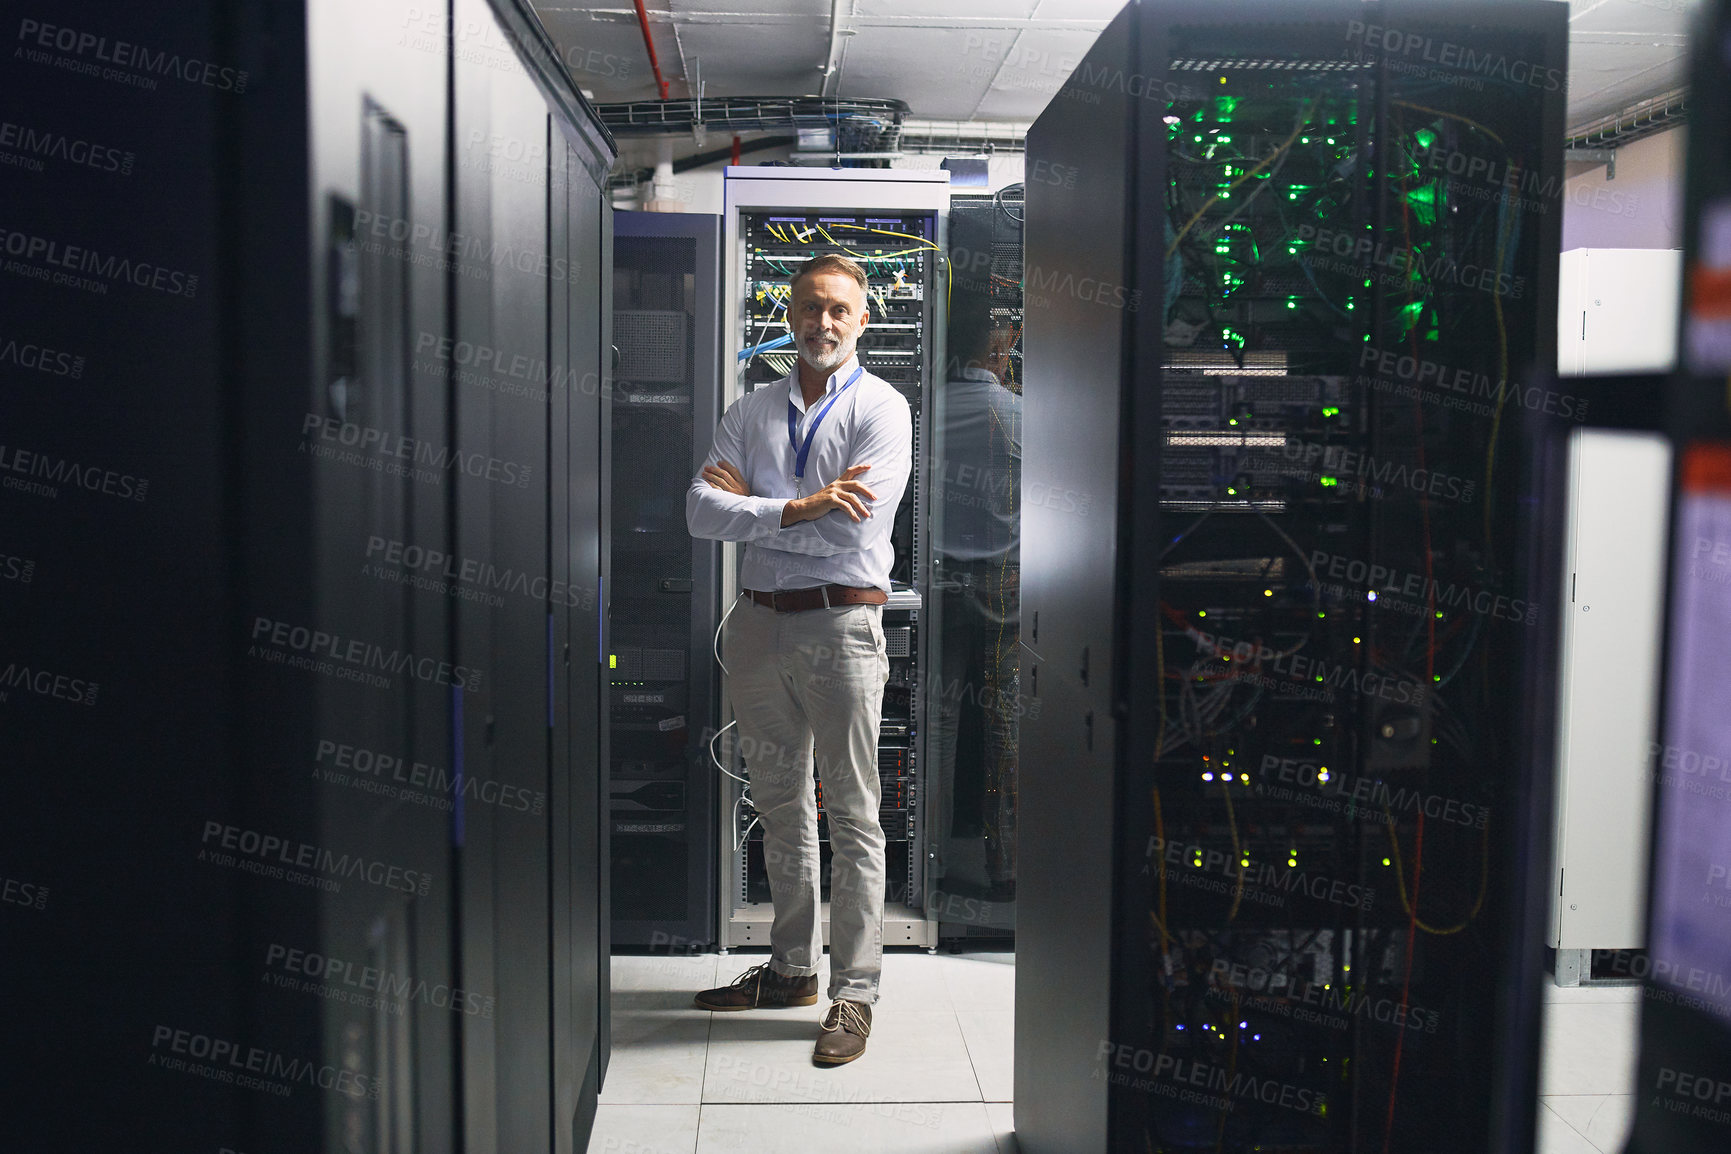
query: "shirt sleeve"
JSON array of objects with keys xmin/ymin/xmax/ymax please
[
  {"xmin": 686, "ymin": 395, "xmax": 789, "ymax": 543},
  {"xmin": 771, "ymin": 388, "xmax": 913, "ymax": 557}
]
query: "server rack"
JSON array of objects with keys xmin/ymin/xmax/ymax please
[
  {"xmin": 1016, "ymin": 3, "xmax": 1566, "ymax": 1152},
  {"xmin": 1, "ymin": 0, "xmax": 616, "ymax": 1149},
  {"xmin": 1627, "ymin": 1, "xmax": 1731, "ymax": 1148},
  {"xmin": 610, "ymin": 210, "xmax": 721, "ymax": 949},
  {"xmin": 715, "ymin": 167, "xmax": 948, "ymax": 952},
  {"xmin": 929, "ymin": 188, "xmax": 1025, "ymax": 945}
]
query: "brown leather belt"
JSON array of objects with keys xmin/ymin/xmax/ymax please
[{"xmin": 746, "ymin": 585, "xmax": 888, "ymax": 613}]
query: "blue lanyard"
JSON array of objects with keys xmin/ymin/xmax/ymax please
[{"xmin": 787, "ymin": 365, "xmax": 863, "ymax": 490}]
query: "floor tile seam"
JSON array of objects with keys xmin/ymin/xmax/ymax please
[{"xmin": 954, "ymin": 1008, "xmax": 1001, "ymax": 1102}]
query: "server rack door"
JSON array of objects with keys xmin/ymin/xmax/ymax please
[
  {"xmin": 481, "ymin": 53, "xmax": 557, "ymax": 1154},
  {"xmin": 451, "ymin": 0, "xmax": 503, "ymax": 1135},
  {"xmin": 1023, "ymin": 3, "xmax": 1566, "ymax": 1152},
  {"xmin": 1, "ymin": 0, "xmax": 246, "ymax": 1145},
  {"xmin": 931, "ymin": 193, "xmax": 1023, "ymax": 942},
  {"xmin": 610, "ymin": 210, "xmax": 722, "ymax": 950},
  {"xmin": 558, "ymin": 134, "xmax": 613, "ymax": 1133},
  {"xmin": 1016, "ymin": 7, "xmax": 1136, "ymax": 1152},
  {"xmin": 294, "ymin": 2, "xmax": 460, "ymax": 1151},
  {"xmin": 547, "ymin": 114, "xmax": 581, "ymax": 1154},
  {"xmin": 1627, "ymin": 2, "xmax": 1731, "ymax": 1149}
]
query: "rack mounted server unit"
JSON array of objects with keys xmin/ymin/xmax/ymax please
[
  {"xmin": 1016, "ymin": 2, "xmax": 1567, "ymax": 1152},
  {"xmin": 610, "ymin": 211, "xmax": 722, "ymax": 949},
  {"xmin": 717, "ymin": 167, "xmax": 948, "ymax": 952}
]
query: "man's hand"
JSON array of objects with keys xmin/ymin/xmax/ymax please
[
  {"xmin": 702, "ymin": 459, "xmax": 750, "ymax": 497},
  {"xmin": 782, "ymin": 464, "xmax": 875, "ymax": 526}
]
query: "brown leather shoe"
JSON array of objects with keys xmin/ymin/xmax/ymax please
[
  {"xmin": 693, "ymin": 963, "xmax": 818, "ymax": 1011},
  {"xmin": 812, "ymin": 999, "xmax": 872, "ymax": 1065}
]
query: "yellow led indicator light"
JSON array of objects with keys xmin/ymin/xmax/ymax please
[{"xmin": 609, "ymin": 654, "xmax": 617, "ymax": 669}]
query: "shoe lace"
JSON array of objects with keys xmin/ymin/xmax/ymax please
[
  {"xmin": 728, "ymin": 963, "xmax": 773, "ymax": 990},
  {"xmin": 823, "ymin": 999, "xmax": 871, "ymax": 1038}
]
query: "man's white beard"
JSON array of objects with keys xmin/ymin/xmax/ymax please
[{"xmin": 798, "ymin": 330, "xmax": 854, "ymax": 374}]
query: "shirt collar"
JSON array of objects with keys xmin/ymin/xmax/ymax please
[
  {"xmin": 788, "ymin": 353, "xmax": 862, "ymax": 414},
  {"xmin": 958, "ymin": 366, "xmax": 999, "ymax": 385}
]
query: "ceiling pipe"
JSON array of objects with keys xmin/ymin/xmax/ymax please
[
  {"xmin": 819, "ymin": 0, "xmax": 847, "ymax": 97},
  {"xmin": 631, "ymin": 0, "xmax": 671, "ymax": 100}
]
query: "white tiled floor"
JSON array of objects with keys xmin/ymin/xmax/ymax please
[
  {"xmin": 588, "ymin": 950, "xmax": 1641, "ymax": 1154},
  {"xmin": 587, "ymin": 950, "xmax": 1018, "ymax": 1154},
  {"xmin": 1536, "ymin": 980, "xmax": 1642, "ymax": 1154}
]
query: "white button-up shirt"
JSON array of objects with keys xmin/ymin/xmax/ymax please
[{"xmin": 686, "ymin": 354, "xmax": 913, "ymax": 592}]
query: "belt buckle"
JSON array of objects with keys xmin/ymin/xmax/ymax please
[{"xmin": 821, "ymin": 585, "xmax": 832, "ymax": 609}]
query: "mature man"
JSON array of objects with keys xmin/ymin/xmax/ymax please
[{"xmin": 685, "ymin": 253, "xmax": 913, "ymax": 1066}]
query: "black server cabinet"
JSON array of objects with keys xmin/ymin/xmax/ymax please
[
  {"xmin": 1627, "ymin": 2, "xmax": 1731, "ymax": 1150},
  {"xmin": 1017, "ymin": 3, "xmax": 1566, "ymax": 1152},
  {"xmin": 0, "ymin": 1, "xmax": 615, "ymax": 1150},
  {"xmin": 609, "ymin": 210, "xmax": 722, "ymax": 949},
  {"xmin": 931, "ymin": 190, "xmax": 1025, "ymax": 943}
]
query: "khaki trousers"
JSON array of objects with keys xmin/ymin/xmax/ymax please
[{"xmin": 724, "ymin": 595, "xmax": 889, "ymax": 1004}]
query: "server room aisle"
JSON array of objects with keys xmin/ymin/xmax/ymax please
[
  {"xmin": 1537, "ymin": 980, "xmax": 1641, "ymax": 1154},
  {"xmin": 586, "ymin": 951, "xmax": 1017, "ymax": 1153}
]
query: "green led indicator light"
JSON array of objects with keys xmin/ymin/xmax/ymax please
[
  {"xmin": 609, "ymin": 655, "xmax": 617, "ymax": 669},
  {"xmin": 1322, "ymin": 406, "xmax": 1340, "ymax": 417},
  {"xmin": 1319, "ymin": 476, "xmax": 1338, "ymax": 486}
]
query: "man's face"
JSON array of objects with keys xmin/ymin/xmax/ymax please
[{"xmin": 791, "ymin": 271, "xmax": 870, "ymax": 375}]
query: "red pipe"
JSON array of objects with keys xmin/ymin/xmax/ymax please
[
  {"xmin": 632, "ymin": 0, "xmax": 671, "ymax": 100},
  {"xmin": 731, "ymin": 134, "xmax": 741, "ymax": 166}
]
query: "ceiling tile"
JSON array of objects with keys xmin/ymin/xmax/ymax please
[{"xmin": 536, "ymin": 0, "xmax": 1703, "ymax": 134}]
